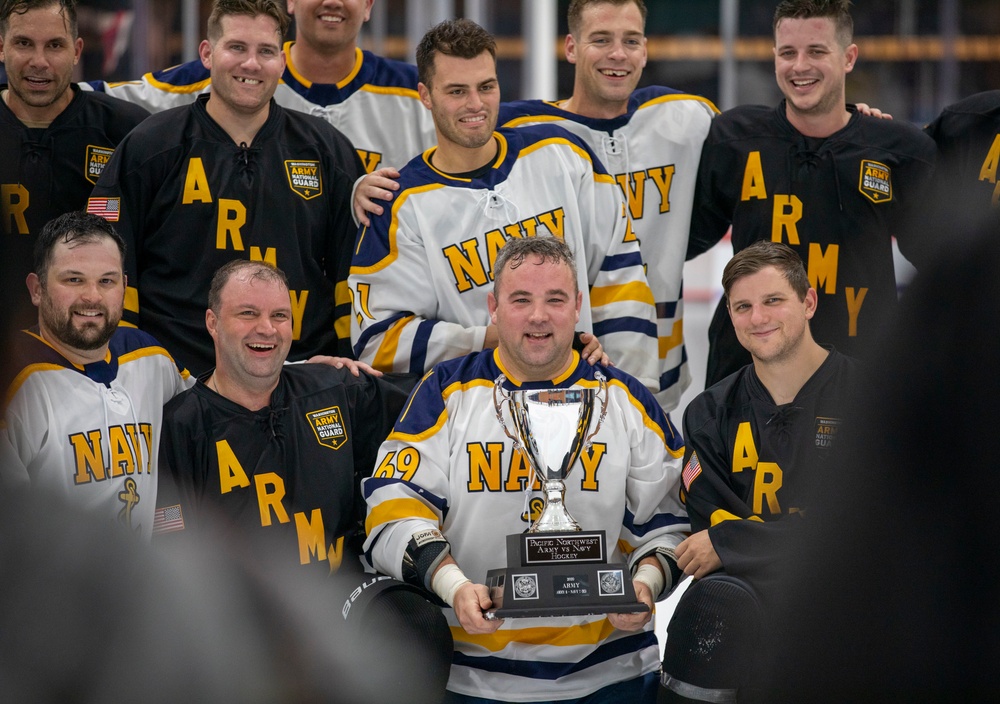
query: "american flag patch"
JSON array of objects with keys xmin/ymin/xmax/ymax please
[
  {"xmin": 86, "ymin": 197, "xmax": 120, "ymax": 221},
  {"xmin": 682, "ymin": 451, "xmax": 702, "ymax": 491},
  {"xmin": 153, "ymin": 504, "xmax": 185, "ymax": 534}
]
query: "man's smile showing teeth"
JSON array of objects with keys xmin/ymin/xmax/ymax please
[
  {"xmin": 247, "ymin": 342, "xmax": 276, "ymax": 350},
  {"xmin": 319, "ymin": 14, "xmax": 344, "ymax": 24},
  {"xmin": 236, "ymin": 77, "xmax": 261, "ymax": 84},
  {"xmin": 460, "ymin": 115, "xmax": 485, "ymax": 123},
  {"xmin": 792, "ymin": 79, "xmax": 818, "ymax": 87},
  {"xmin": 600, "ymin": 69, "xmax": 628, "ymax": 77}
]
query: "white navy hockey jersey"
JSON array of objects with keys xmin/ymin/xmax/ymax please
[
  {"xmin": 500, "ymin": 87, "xmax": 718, "ymax": 412},
  {"xmin": 363, "ymin": 349, "xmax": 687, "ymax": 701},
  {"xmin": 1, "ymin": 328, "xmax": 192, "ymax": 540},
  {"xmin": 349, "ymin": 125, "xmax": 660, "ymax": 390}
]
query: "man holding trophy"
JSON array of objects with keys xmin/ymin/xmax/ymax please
[{"xmin": 363, "ymin": 236, "xmax": 688, "ymax": 703}]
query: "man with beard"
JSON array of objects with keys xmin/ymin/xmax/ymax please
[
  {"xmin": 0, "ymin": 211, "xmax": 192, "ymax": 539},
  {"xmin": 0, "ymin": 0, "xmax": 149, "ymax": 333}
]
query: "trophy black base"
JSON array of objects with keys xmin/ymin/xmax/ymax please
[{"xmin": 484, "ymin": 531, "xmax": 650, "ymax": 620}]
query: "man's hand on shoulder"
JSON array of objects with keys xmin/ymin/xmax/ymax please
[
  {"xmin": 854, "ymin": 102, "xmax": 893, "ymax": 120},
  {"xmin": 306, "ymin": 356, "xmax": 381, "ymax": 377},
  {"xmin": 354, "ymin": 167, "xmax": 401, "ymax": 227},
  {"xmin": 577, "ymin": 331, "xmax": 610, "ymax": 367}
]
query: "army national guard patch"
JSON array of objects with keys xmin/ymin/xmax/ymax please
[
  {"xmin": 85, "ymin": 145, "xmax": 115, "ymax": 185},
  {"xmin": 814, "ymin": 416, "xmax": 841, "ymax": 450},
  {"xmin": 859, "ymin": 160, "xmax": 892, "ymax": 203},
  {"xmin": 308, "ymin": 406, "xmax": 347, "ymax": 450},
  {"xmin": 285, "ymin": 160, "xmax": 323, "ymax": 200}
]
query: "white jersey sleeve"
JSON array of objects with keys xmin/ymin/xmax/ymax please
[{"xmin": 82, "ymin": 60, "xmax": 209, "ymax": 112}]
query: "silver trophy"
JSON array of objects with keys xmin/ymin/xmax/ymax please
[
  {"xmin": 486, "ymin": 372, "xmax": 647, "ymax": 619},
  {"xmin": 493, "ymin": 373, "xmax": 608, "ymax": 533}
]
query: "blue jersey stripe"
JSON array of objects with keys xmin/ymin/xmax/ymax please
[{"xmin": 452, "ymin": 631, "xmax": 655, "ymax": 680}]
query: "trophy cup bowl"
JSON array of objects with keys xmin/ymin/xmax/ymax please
[
  {"xmin": 507, "ymin": 387, "xmax": 597, "ymax": 533},
  {"xmin": 486, "ymin": 374, "xmax": 649, "ymax": 619}
]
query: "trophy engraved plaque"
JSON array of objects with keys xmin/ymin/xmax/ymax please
[{"xmin": 485, "ymin": 374, "xmax": 650, "ymax": 619}]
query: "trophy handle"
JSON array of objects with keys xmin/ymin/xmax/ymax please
[
  {"xmin": 493, "ymin": 374, "xmax": 523, "ymax": 449},
  {"xmin": 583, "ymin": 373, "xmax": 610, "ymax": 450}
]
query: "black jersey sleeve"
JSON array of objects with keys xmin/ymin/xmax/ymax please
[
  {"xmin": 90, "ymin": 120, "xmax": 170, "ymax": 330},
  {"xmin": 682, "ymin": 393, "xmax": 749, "ymax": 533},
  {"xmin": 687, "ymin": 123, "xmax": 737, "ymax": 260},
  {"xmin": 154, "ymin": 392, "xmax": 211, "ymax": 541},
  {"xmin": 683, "ymin": 393, "xmax": 804, "ymax": 587},
  {"xmin": 321, "ymin": 129, "xmax": 366, "ymax": 358},
  {"xmin": 884, "ymin": 124, "xmax": 938, "ymax": 270}
]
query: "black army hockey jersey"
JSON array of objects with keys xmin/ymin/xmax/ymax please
[
  {"xmin": 91, "ymin": 95, "xmax": 364, "ymax": 374},
  {"xmin": 1, "ymin": 85, "xmax": 149, "ymax": 330},
  {"xmin": 155, "ymin": 364, "xmax": 410, "ymax": 573},
  {"xmin": 681, "ymin": 348, "xmax": 862, "ymax": 588},
  {"xmin": 925, "ymin": 90, "xmax": 1000, "ymax": 231},
  {"xmin": 688, "ymin": 102, "xmax": 936, "ymax": 385}
]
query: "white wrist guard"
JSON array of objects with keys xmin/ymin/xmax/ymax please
[
  {"xmin": 633, "ymin": 563, "xmax": 665, "ymax": 599},
  {"xmin": 430, "ymin": 563, "xmax": 472, "ymax": 607}
]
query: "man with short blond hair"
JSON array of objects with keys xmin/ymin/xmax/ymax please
[{"xmin": 83, "ymin": 0, "xmax": 435, "ymax": 175}]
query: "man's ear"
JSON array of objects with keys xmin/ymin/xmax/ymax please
[
  {"xmin": 26, "ymin": 273, "xmax": 42, "ymax": 306},
  {"xmin": 844, "ymin": 43, "xmax": 859, "ymax": 73},
  {"xmin": 206, "ymin": 308, "xmax": 218, "ymax": 338},
  {"xmin": 418, "ymin": 81, "xmax": 432, "ymax": 110},
  {"xmin": 199, "ymin": 39, "xmax": 213, "ymax": 70},
  {"xmin": 488, "ymin": 291, "xmax": 499, "ymax": 324},
  {"xmin": 565, "ymin": 32, "xmax": 578, "ymax": 64},
  {"xmin": 804, "ymin": 288, "xmax": 819, "ymax": 320}
]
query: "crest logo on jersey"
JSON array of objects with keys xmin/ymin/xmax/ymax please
[
  {"xmin": 117, "ymin": 476, "xmax": 141, "ymax": 533},
  {"xmin": 85, "ymin": 145, "xmax": 115, "ymax": 185},
  {"xmin": 307, "ymin": 405, "xmax": 347, "ymax": 450},
  {"xmin": 859, "ymin": 160, "xmax": 892, "ymax": 203},
  {"xmin": 285, "ymin": 160, "xmax": 323, "ymax": 200},
  {"xmin": 814, "ymin": 416, "xmax": 841, "ymax": 449}
]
